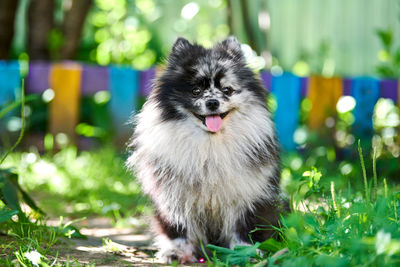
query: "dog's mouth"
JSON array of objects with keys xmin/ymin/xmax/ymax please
[{"xmin": 193, "ymin": 111, "xmax": 230, "ymax": 133}]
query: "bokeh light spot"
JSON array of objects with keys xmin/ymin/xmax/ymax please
[
  {"xmin": 337, "ymin": 96, "xmax": 356, "ymax": 113},
  {"xmin": 181, "ymin": 2, "xmax": 200, "ymax": 20},
  {"xmin": 42, "ymin": 89, "xmax": 55, "ymax": 103}
]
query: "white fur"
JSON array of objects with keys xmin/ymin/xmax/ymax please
[{"xmin": 155, "ymin": 236, "xmax": 197, "ymax": 263}]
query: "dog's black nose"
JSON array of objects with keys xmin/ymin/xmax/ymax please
[{"xmin": 206, "ymin": 99, "xmax": 219, "ymax": 111}]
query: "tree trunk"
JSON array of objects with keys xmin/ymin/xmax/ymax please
[
  {"xmin": 226, "ymin": 0, "xmax": 234, "ymax": 35},
  {"xmin": 0, "ymin": 0, "xmax": 19, "ymax": 59},
  {"xmin": 59, "ymin": 0, "xmax": 92, "ymax": 60},
  {"xmin": 28, "ymin": 0, "xmax": 55, "ymax": 60},
  {"xmin": 239, "ymin": 0, "xmax": 259, "ymax": 53}
]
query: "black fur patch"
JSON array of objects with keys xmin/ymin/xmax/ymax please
[
  {"xmin": 245, "ymin": 135, "xmax": 280, "ymax": 168},
  {"xmin": 235, "ymin": 198, "xmax": 290, "ymax": 243},
  {"xmin": 154, "ymin": 210, "xmax": 186, "ymax": 240},
  {"xmin": 213, "ymin": 70, "xmax": 224, "ymax": 89}
]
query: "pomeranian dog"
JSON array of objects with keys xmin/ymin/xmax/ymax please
[{"xmin": 127, "ymin": 37, "xmax": 288, "ymax": 263}]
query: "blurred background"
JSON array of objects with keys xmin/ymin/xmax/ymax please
[{"xmin": 0, "ymin": 0, "xmax": 400, "ymax": 252}]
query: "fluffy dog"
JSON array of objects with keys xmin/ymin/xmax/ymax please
[{"xmin": 127, "ymin": 37, "xmax": 287, "ymax": 263}]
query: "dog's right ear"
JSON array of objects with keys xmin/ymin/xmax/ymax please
[
  {"xmin": 172, "ymin": 37, "xmax": 192, "ymax": 54},
  {"xmin": 220, "ymin": 36, "xmax": 244, "ymax": 60},
  {"xmin": 221, "ymin": 36, "xmax": 242, "ymax": 53}
]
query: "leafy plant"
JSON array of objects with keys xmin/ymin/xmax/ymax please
[
  {"xmin": 0, "ymin": 82, "xmax": 87, "ymax": 266},
  {"xmin": 375, "ymin": 28, "xmax": 400, "ymax": 78},
  {"xmin": 0, "ymin": 81, "xmax": 44, "ymax": 222}
]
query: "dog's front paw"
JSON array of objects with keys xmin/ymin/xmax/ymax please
[
  {"xmin": 155, "ymin": 237, "xmax": 197, "ymax": 264},
  {"xmin": 157, "ymin": 251, "xmax": 197, "ymax": 264}
]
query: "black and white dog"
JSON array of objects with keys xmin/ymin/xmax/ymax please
[{"xmin": 127, "ymin": 37, "xmax": 288, "ymax": 263}]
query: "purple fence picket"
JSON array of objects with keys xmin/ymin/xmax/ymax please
[
  {"xmin": 343, "ymin": 78, "xmax": 352, "ymax": 96},
  {"xmin": 81, "ymin": 65, "xmax": 109, "ymax": 95},
  {"xmin": 260, "ymin": 71, "xmax": 272, "ymax": 92},
  {"xmin": 139, "ymin": 69, "xmax": 156, "ymax": 97},
  {"xmin": 380, "ymin": 79, "xmax": 398, "ymax": 102},
  {"xmin": 300, "ymin": 77, "xmax": 308, "ymax": 98},
  {"xmin": 27, "ymin": 61, "xmax": 51, "ymax": 94}
]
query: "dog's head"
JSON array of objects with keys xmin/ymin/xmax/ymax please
[{"xmin": 153, "ymin": 37, "xmax": 267, "ymax": 133}]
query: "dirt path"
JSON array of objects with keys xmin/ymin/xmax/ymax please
[{"xmin": 53, "ymin": 217, "xmax": 163, "ymax": 266}]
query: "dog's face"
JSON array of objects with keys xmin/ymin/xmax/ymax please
[{"xmin": 154, "ymin": 37, "xmax": 266, "ymax": 133}]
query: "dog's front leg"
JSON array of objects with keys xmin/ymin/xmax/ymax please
[{"xmin": 152, "ymin": 213, "xmax": 197, "ymax": 264}]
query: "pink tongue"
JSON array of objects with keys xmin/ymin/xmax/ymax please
[{"xmin": 205, "ymin": 115, "xmax": 222, "ymax": 132}]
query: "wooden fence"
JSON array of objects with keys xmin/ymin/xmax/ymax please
[{"xmin": 0, "ymin": 60, "xmax": 399, "ymax": 150}]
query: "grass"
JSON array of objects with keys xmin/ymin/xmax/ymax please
[
  {"xmin": 2, "ymin": 146, "xmax": 150, "ymax": 223},
  {"xmin": 0, "ymin": 143, "xmax": 398, "ymax": 266},
  {"xmin": 207, "ymin": 143, "xmax": 400, "ymax": 266},
  {"xmin": 0, "ymin": 214, "xmax": 90, "ymax": 266},
  {"xmin": 0, "ymin": 145, "xmax": 150, "ymax": 266}
]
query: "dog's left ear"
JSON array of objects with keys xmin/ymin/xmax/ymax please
[
  {"xmin": 221, "ymin": 36, "xmax": 242, "ymax": 53},
  {"xmin": 172, "ymin": 37, "xmax": 192, "ymax": 54}
]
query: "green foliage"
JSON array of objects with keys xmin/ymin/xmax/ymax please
[
  {"xmin": 208, "ymin": 146, "xmax": 400, "ymax": 266},
  {"xmin": 0, "ymin": 83, "xmax": 86, "ymax": 266},
  {"xmin": 0, "ymin": 169, "xmax": 44, "ymax": 215},
  {"xmin": 0, "ymin": 81, "xmax": 43, "ymax": 221},
  {"xmin": 0, "ymin": 81, "xmax": 26, "ymax": 165},
  {"xmin": 291, "ymin": 41, "xmax": 335, "ymax": 77},
  {"xmin": 0, "ymin": 209, "xmax": 19, "ymax": 224},
  {"xmin": 207, "ymin": 243, "xmax": 261, "ymax": 266},
  {"xmin": 375, "ymin": 28, "xmax": 400, "ymax": 78},
  {"xmin": 2, "ymin": 146, "xmax": 149, "ymax": 221}
]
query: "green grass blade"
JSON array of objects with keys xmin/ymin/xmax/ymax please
[
  {"xmin": 357, "ymin": 140, "xmax": 370, "ymax": 202},
  {"xmin": 0, "ymin": 95, "xmax": 37, "ymax": 120},
  {"xmin": 200, "ymin": 240, "xmax": 212, "ymax": 264},
  {"xmin": 384, "ymin": 178, "xmax": 388, "ymax": 199},
  {"xmin": 0, "ymin": 80, "xmax": 26, "ymax": 165},
  {"xmin": 372, "ymin": 146, "xmax": 378, "ymax": 199},
  {"xmin": 330, "ymin": 181, "xmax": 340, "ymax": 217}
]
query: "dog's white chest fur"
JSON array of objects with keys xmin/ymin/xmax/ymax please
[{"xmin": 128, "ymin": 101, "xmax": 278, "ymax": 240}]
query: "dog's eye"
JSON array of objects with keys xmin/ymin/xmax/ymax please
[
  {"xmin": 222, "ymin": 87, "xmax": 233, "ymax": 96},
  {"xmin": 192, "ymin": 88, "xmax": 201, "ymax": 95}
]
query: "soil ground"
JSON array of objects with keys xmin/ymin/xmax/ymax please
[
  {"xmin": 52, "ymin": 217, "xmax": 162, "ymax": 266},
  {"xmin": 2, "ymin": 217, "xmax": 209, "ymax": 266}
]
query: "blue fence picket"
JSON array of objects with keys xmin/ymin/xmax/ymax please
[
  {"xmin": 352, "ymin": 77, "xmax": 380, "ymax": 137},
  {"xmin": 109, "ymin": 66, "xmax": 139, "ymax": 133},
  {"xmin": 0, "ymin": 61, "xmax": 20, "ymax": 106},
  {"xmin": 271, "ymin": 72, "xmax": 301, "ymax": 151}
]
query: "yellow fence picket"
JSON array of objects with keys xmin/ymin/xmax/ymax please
[
  {"xmin": 49, "ymin": 63, "xmax": 82, "ymax": 144},
  {"xmin": 308, "ymin": 76, "xmax": 342, "ymax": 129}
]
